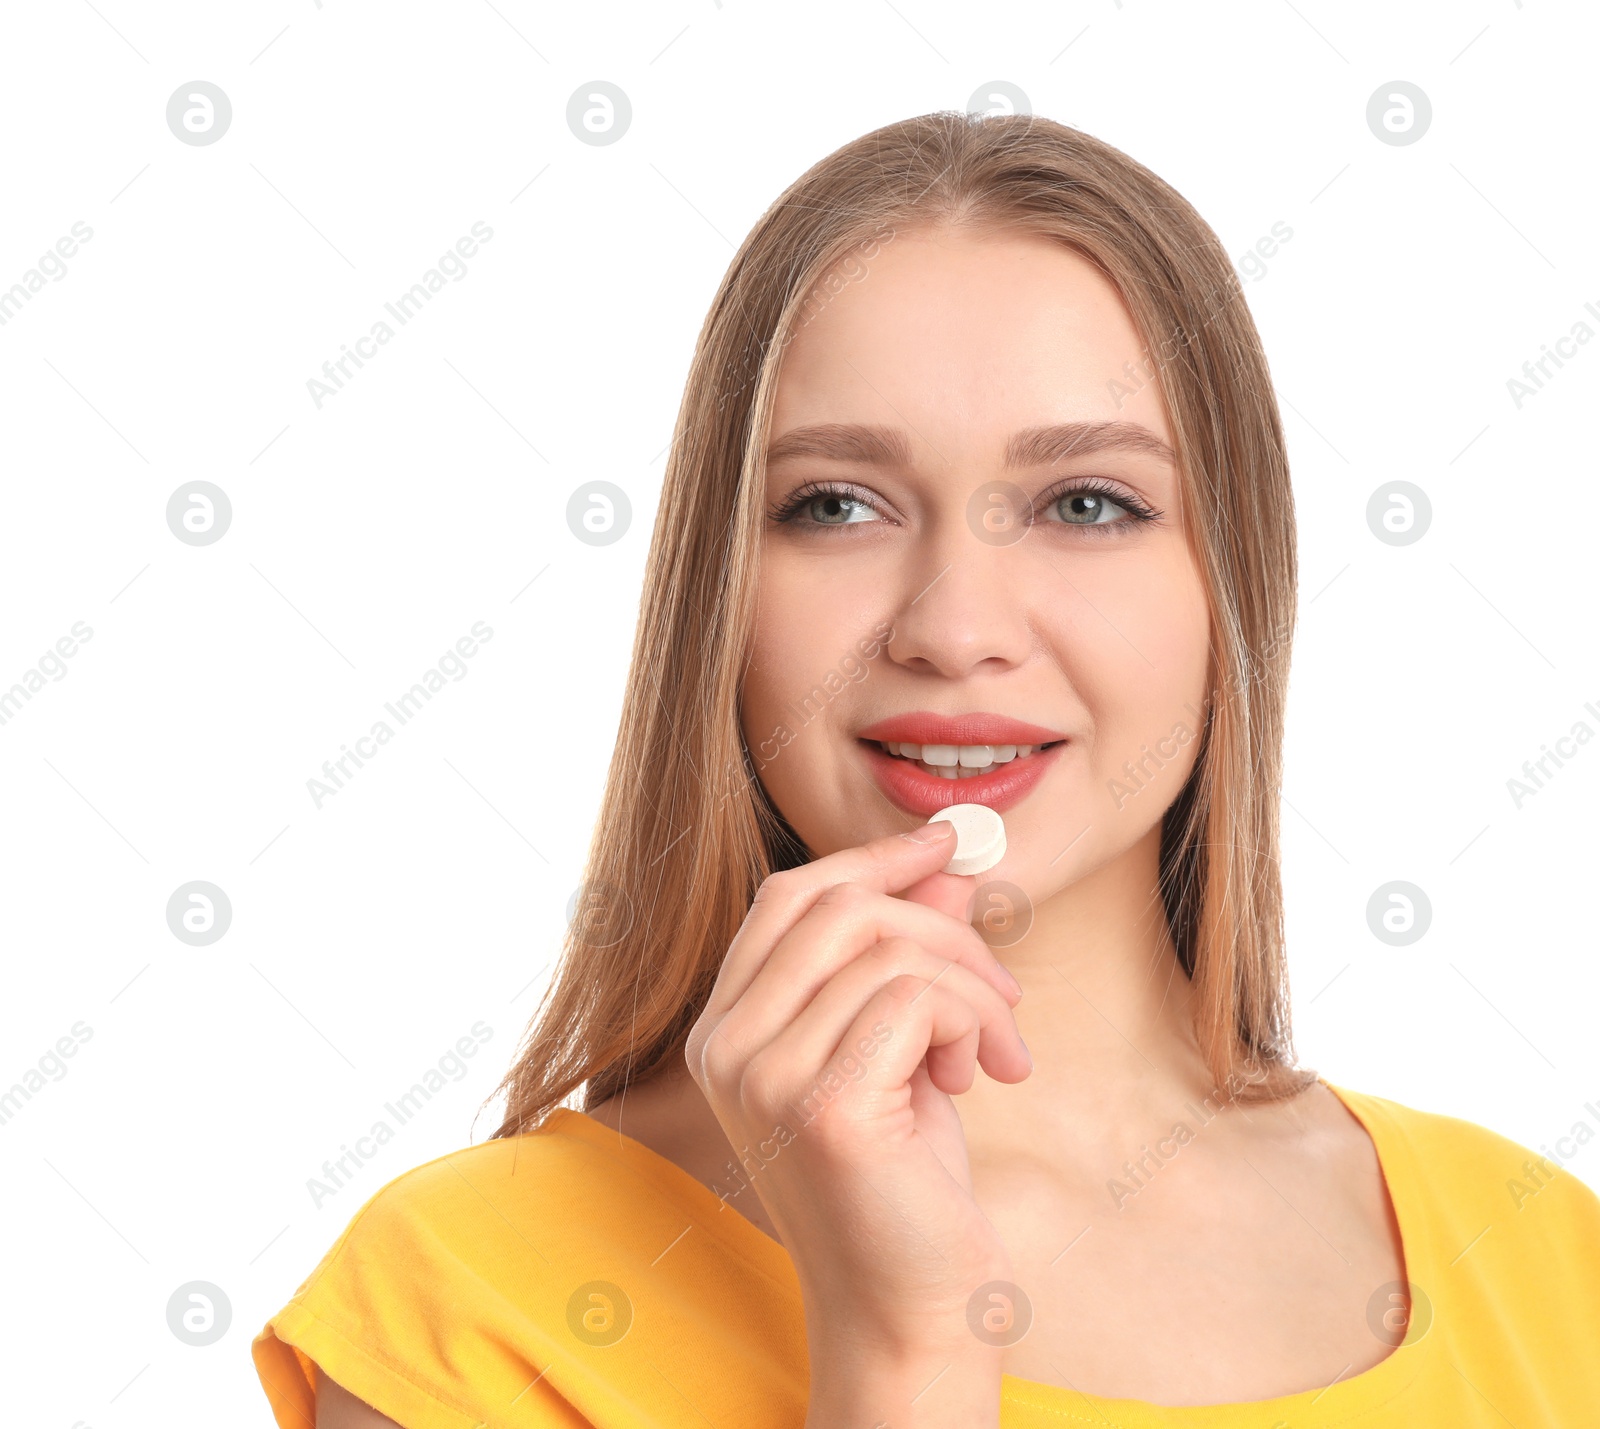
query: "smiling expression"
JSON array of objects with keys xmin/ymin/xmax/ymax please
[{"xmin": 740, "ymin": 224, "xmax": 1214, "ymax": 898}]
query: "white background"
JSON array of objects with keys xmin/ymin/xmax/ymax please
[{"xmin": 1, "ymin": 1, "xmax": 1595, "ymax": 1424}]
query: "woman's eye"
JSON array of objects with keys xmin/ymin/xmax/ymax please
[
  {"xmin": 774, "ymin": 486, "xmax": 880, "ymax": 526},
  {"xmin": 770, "ymin": 480, "xmax": 1154, "ymax": 532},
  {"xmin": 1048, "ymin": 488, "xmax": 1137, "ymax": 526},
  {"xmin": 806, "ymin": 494, "xmax": 874, "ymax": 525}
]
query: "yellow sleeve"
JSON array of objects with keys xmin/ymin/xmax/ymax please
[
  {"xmin": 251, "ymin": 1142, "xmax": 593, "ymax": 1429},
  {"xmin": 251, "ymin": 1110, "xmax": 809, "ymax": 1427}
]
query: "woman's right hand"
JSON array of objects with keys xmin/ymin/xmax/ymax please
[{"xmin": 684, "ymin": 820, "xmax": 1032, "ymax": 1424}]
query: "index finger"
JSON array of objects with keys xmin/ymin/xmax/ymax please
[{"xmin": 708, "ymin": 822, "xmax": 963, "ymax": 1013}]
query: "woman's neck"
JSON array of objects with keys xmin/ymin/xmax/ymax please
[{"xmin": 959, "ymin": 820, "xmax": 1220, "ymax": 1169}]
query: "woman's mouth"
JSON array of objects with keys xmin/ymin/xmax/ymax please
[
  {"xmin": 859, "ymin": 737, "xmax": 1068, "ymax": 815},
  {"xmin": 870, "ymin": 739, "xmax": 1064, "ymax": 779}
]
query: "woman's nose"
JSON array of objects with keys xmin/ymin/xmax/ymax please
[{"xmin": 881, "ymin": 531, "xmax": 1037, "ymax": 679}]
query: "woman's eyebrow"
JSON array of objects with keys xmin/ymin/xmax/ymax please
[
  {"xmin": 1007, "ymin": 421, "xmax": 1177, "ymax": 469},
  {"xmin": 765, "ymin": 423, "xmax": 912, "ymax": 467},
  {"xmin": 765, "ymin": 420, "xmax": 1175, "ymax": 469}
]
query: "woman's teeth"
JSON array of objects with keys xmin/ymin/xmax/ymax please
[{"xmin": 876, "ymin": 741, "xmax": 1052, "ymax": 779}]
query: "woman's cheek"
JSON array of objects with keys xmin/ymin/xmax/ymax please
[
  {"xmin": 741, "ymin": 612, "xmax": 840, "ymax": 790},
  {"xmin": 1066, "ymin": 555, "xmax": 1211, "ymax": 815}
]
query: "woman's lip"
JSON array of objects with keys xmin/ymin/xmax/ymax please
[
  {"xmin": 857, "ymin": 712, "xmax": 1068, "ymax": 746},
  {"xmin": 860, "ymin": 738, "xmax": 1065, "ymax": 817}
]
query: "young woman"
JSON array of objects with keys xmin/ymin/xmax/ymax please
[{"xmin": 254, "ymin": 112, "xmax": 1600, "ymax": 1428}]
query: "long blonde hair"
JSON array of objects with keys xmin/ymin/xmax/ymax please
[{"xmin": 485, "ymin": 111, "xmax": 1314, "ymax": 1138}]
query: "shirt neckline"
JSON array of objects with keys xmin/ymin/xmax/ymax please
[
  {"xmin": 1001, "ymin": 1076, "xmax": 1428, "ymax": 1416},
  {"xmin": 545, "ymin": 1075, "xmax": 1427, "ymax": 1415}
]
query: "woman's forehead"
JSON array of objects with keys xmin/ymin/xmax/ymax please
[{"xmin": 769, "ymin": 229, "xmax": 1176, "ymax": 460}]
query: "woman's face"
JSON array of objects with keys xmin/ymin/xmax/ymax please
[{"xmin": 741, "ymin": 224, "xmax": 1212, "ymax": 904}]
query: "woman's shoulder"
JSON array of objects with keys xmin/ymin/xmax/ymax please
[
  {"xmin": 262, "ymin": 1103, "xmax": 746, "ymax": 1331},
  {"xmin": 318, "ymin": 1109, "xmax": 612, "ymax": 1247},
  {"xmin": 1329, "ymin": 1078, "xmax": 1592, "ymax": 1185},
  {"xmin": 252, "ymin": 1107, "xmax": 807, "ymax": 1429},
  {"xmin": 252, "ymin": 1112, "xmax": 606, "ymax": 1428},
  {"xmin": 1319, "ymin": 1078, "xmax": 1600, "ymax": 1417},
  {"xmin": 275, "ymin": 1110, "xmax": 631, "ymax": 1294},
  {"xmin": 1323, "ymin": 1077, "xmax": 1600, "ymax": 1265}
]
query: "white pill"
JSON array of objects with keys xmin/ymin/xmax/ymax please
[{"xmin": 924, "ymin": 803, "xmax": 1006, "ymax": 876}]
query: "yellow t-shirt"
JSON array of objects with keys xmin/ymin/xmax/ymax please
[{"xmin": 252, "ymin": 1077, "xmax": 1600, "ymax": 1427}]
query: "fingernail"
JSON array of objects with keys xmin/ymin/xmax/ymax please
[
  {"xmin": 1020, "ymin": 1035, "xmax": 1033, "ymax": 1070},
  {"xmin": 1000, "ymin": 965, "xmax": 1023, "ymax": 998},
  {"xmin": 901, "ymin": 821, "xmax": 954, "ymax": 844}
]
